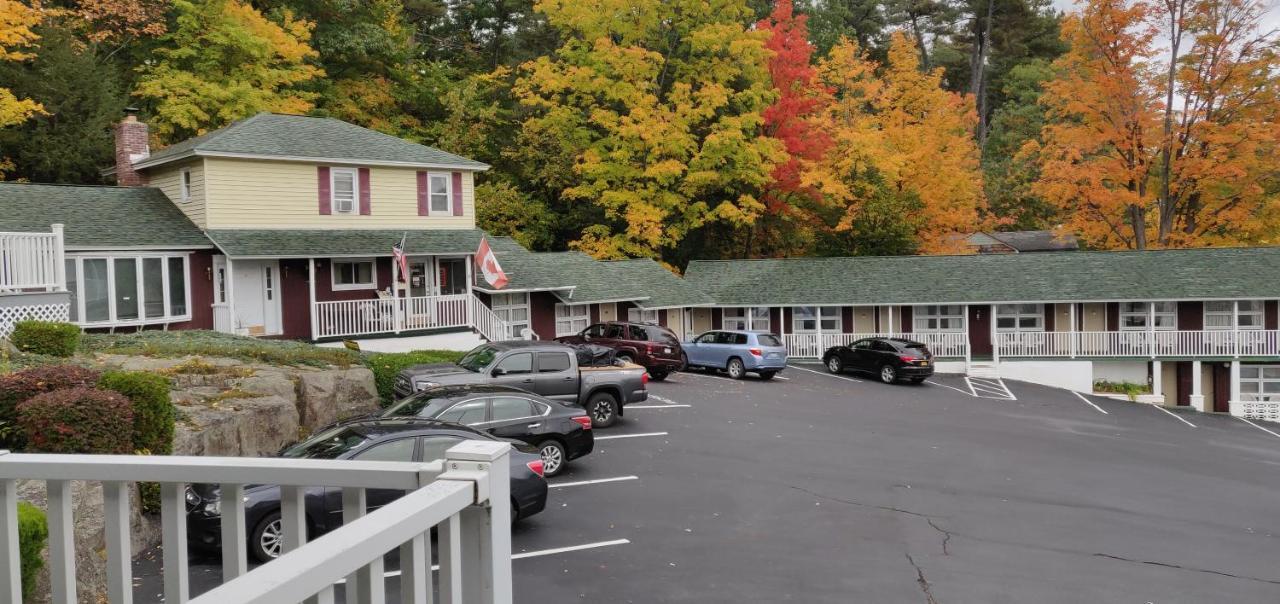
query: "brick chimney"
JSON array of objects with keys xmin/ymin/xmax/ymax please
[{"xmin": 114, "ymin": 108, "xmax": 150, "ymax": 186}]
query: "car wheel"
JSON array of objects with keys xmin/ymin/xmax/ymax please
[
  {"xmin": 879, "ymin": 364, "xmax": 897, "ymax": 384},
  {"xmin": 538, "ymin": 440, "xmax": 567, "ymax": 477},
  {"xmin": 727, "ymin": 358, "xmax": 746, "ymax": 380},
  {"xmin": 250, "ymin": 511, "xmax": 283, "ymax": 562},
  {"xmin": 826, "ymin": 356, "xmax": 843, "ymax": 374},
  {"xmin": 759, "ymin": 371, "xmax": 776, "ymax": 381},
  {"xmin": 586, "ymin": 392, "xmax": 619, "ymax": 428},
  {"xmin": 617, "ymin": 354, "xmax": 634, "ymax": 365},
  {"xmin": 511, "ymin": 497, "xmax": 520, "ymax": 525},
  {"xmin": 678, "ymin": 352, "xmax": 689, "ymax": 371},
  {"xmin": 649, "ymin": 369, "xmax": 669, "ymax": 381}
]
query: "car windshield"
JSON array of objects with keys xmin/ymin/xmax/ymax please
[
  {"xmin": 280, "ymin": 426, "xmax": 371, "ymax": 459},
  {"xmin": 382, "ymin": 393, "xmax": 452, "ymax": 418},
  {"xmin": 758, "ymin": 334, "xmax": 782, "ymax": 347},
  {"xmin": 456, "ymin": 345, "xmax": 499, "ymax": 372}
]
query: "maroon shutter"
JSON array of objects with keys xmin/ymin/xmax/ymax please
[
  {"xmin": 451, "ymin": 172, "xmax": 463, "ymax": 216},
  {"xmin": 358, "ymin": 167, "xmax": 371, "ymax": 215},
  {"xmin": 317, "ymin": 166, "xmax": 331, "ymax": 215},
  {"xmin": 417, "ymin": 171, "xmax": 429, "ymax": 216}
]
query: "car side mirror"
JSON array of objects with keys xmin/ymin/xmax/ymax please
[
  {"xmin": 492, "ymin": 367, "xmax": 507, "ymax": 377},
  {"xmin": 583, "ymin": 334, "xmax": 592, "ymax": 341}
]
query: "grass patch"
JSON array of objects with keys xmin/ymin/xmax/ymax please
[
  {"xmin": 82, "ymin": 331, "xmax": 359, "ymax": 368},
  {"xmin": 205, "ymin": 388, "xmax": 267, "ymax": 406},
  {"xmin": 1093, "ymin": 379, "xmax": 1150, "ymax": 400},
  {"xmin": 363, "ymin": 350, "xmax": 464, "ymax": 406}
]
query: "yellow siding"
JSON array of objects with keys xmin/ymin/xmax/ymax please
[
  {"xmin": 598, "ymin": 302, "xmax": 618, "ymax": 322},
  {"xmin": 203, "ymin": 158, "xmax": 477, "ymax": 229},
  {"xmin": 149, "ymin": 160, "xmax": 207, "ymax": 228},
  {"xmin": 1082, "ymin": 303, "xmax": 1107, "ymax": 331}
]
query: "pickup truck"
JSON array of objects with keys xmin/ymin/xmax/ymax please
[{"xmin": 394, "ymin": 341, "xmax": 648, "ymax": 428}]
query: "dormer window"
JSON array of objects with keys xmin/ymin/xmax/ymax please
[
  {"xmin": 429, "ymin": 173, "xmax": 450, "ymax": 214},
  {"xmin": 180, "ymin": 169, "xmax": 191, "ymax": 201},
  {"xmin": 331, "ymin": 168, "xmax": 357, "ymax": 214}
]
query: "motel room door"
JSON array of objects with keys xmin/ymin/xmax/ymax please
[{"xmin": 968, "ymin": 305, "xmax": 992, "ymax": 357}]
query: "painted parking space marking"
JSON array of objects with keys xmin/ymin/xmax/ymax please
[
  {"xmin": 965, "ymin": 377, "xmax": 1017, "ymax": 400},
  {"xmin": 787, "ymin": 364, "xmax": 865, "ymax": 383},
  {"xmin": 339, "ymin": 539, "xmax": 634, "ymax": 581},
  {"xmin": 925, "ymin": 380, "xmax": 973, "ymax": 396},
  {"xmin": 549, "ymin": 475, "xmax": 640, "ymax": 489},
  {"xmin": 595, "ymin": 432, "xmax": 669, "ymax": 441},
  {"xmin": 1072, "ymin": 391, "xmax": 1110, "ymax": 415},
  {"xmin": 1152, "ymin": 405, "xmax": 1197, "ymax": 427},
  {"xmin": 627, "ymin": 404, "xmax": 692, "ymax": 409},
  {"xmin": 648, "ymin": 394, "xmax": 684, "ymax": 405},
  {"xmin": 1238, "ymin": 417, "xmax": 1280, "ymax": 439}
]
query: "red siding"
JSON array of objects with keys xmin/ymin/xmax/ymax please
[
  {"xmin": 314, "ymin": 257, "xmax": 392, "ymax": 302},
  {"xmin": 167, "ymin": 250, "xmax": 215, "ymax": 330},
  {"xmin": 1178, "ymin": 302, "xmax": 1203, "ymax": 331},
  {"xmin": 770, "ymin": 307, "xmax": 783, "ymax": 334}
]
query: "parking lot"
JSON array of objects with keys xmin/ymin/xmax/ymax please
[{"xmin": 136, "ymin": 364, "xmax": 1280, "ymax": 603}]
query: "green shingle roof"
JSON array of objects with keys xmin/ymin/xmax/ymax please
[
  {"xmin": 685, "ymin": 247, "xmax": 1280, "ymax": 305},
  {"xmin": 0, "ymin": 183, "xmax": 211, "ymax": 250},
  {"xmin": 138, "ymin": 113, "xmax": 489, "ymax": 171},
  {"xmin": 205, "ymin": 229, "xmax": 486, "ymax": 257},
  {"xmin": 594, "ymin": 259, "xmax": 713, "ymax": 308},
  {"xmin": 476, "ymin": 238, "xmax": 587, "ymax": 293}
]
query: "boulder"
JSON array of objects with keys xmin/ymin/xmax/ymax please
[{"xmin": 296, "ymin": 366, "xmax": 380, "ymax": 430}]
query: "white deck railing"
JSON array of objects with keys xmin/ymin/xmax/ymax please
[
  {"xmin": 471, "ymin": 295, "xmax": 510, "ymax": 342},
  {"xmin": 783, "ymin": 332, "xmax": 970, "ymax": 359},
  {"xmin": 997, "ymin": 330, "xmax": 1280, "ymax": 358},
  {"xmin": 0, "ymin": 225, "xmax": 65, "ymax": 292},
  {"xmin": 313, "ymin": 293, "xmax": 473, "ymax": 339},
  {"xmin": 0, "ymin": 441, "xmax": 512, "ymax": 604}
]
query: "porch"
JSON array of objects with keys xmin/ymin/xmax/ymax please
[
  {"xmin": 995, "ymin": 330, "xmax": 1280, "ymax": 359},
  {"xmin": 0, "ymin": 225, "xmax": 70, "ymax": 336}
]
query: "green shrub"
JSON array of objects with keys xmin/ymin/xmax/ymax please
[
  {"xmin": 363, "ymin": 350, "xmax": 464, "ymax": 406},
  {"xmin": 81, "ymin": 330, "xmax": 359, "ymax": 367},
  {"xmin": 17, "ymin": 387, "xmax": 134, "ymax": 454},
  {"xmin": 17, "ymin": 502, "xmax": 47, "ymax": 601},
  {"xmin": 0, "ymin": 365, "xmax": 102, "ymax": 450},
  {"xmin": 99, "ymin": 371, "xmax": 174, "ymax": 514},
  {"xmin": 10, "ymin": 320, "xmax": 81, "ymax": 357}
]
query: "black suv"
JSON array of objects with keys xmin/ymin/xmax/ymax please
[{"xmin": 822, "ymin": 337, "xmax": 934, "ymax": 384}]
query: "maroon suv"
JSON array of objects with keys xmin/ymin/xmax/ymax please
[{"xmin": 556, "ymin": 321, "xmax": 685, "ymax": 380}]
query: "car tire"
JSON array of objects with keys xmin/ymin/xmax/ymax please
[
  {"xmin": 617, "ymin": 353, "xmax": 634, "ymax": 365},
  {"xmin": 250, "ymin": 511, "xmax": 284, "ymax": 563},
  {"xmin": 727, "ymin": 358, "xmax": 746, "ymax": 380},
  {"xmin": 759, "ymin": 371, "xmax": 776, "ymax": 381},
  {"xmin": 678, "ymin": 352, "xmax": 689, "ymax": 371},
  {"xmin": 879, "ymin": 364, "xmax": 897, "ymax": 384},
  {"xmin": 586, "ymin": 392, "xmax": 619, "ymax": 428},
  {"xmin": 511, "ymin": 497, "xmax": 520, "ymax": 525},
  {"xmin": 826, "ymin": 356, "xmax": 843, "ymax": 374},
  {"xmin": 538, "ymin": 440, "xmax": 567, "ymax": 477},
  {"xmin": 649, "ymin": 369, "xmax": 669, "ymax": 381}
]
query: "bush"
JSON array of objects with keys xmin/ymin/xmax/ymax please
[
  {"xmin": 18, "ymin": 502, "xmax": 47, "ymax": 601},
  {"xmin": 10, "ymin": 320, "xmax": 81, "ymax": 357},
  {"xmin": 0, "ymin": 365, "xmax": 102, "ymax": 450},
  {"xmin": 17, "ymin": 387, "xmax": 134, "ymax": 454},
  {"xmin": 99, "ymin": 371, "xmax": 174, "ymax": 513},
  {"xmin": 81, "ymin": 330, "xmax": 359, "ymax": 367},
  {"xmin": 363, "ymin": 350, "xmax": 464, "ymax": 406}
]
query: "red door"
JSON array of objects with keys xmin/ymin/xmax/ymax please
[
  {"xmin": 1175, "ymin": 361, "xmax": 1192, "ymax": 407},
  {"xmin": 1212, "ymin": 364, "xmax": 1231, "ymax": 413},
  {"xmin": 968, "ymin": 305, "xmax": 992, "ymax": 357}
]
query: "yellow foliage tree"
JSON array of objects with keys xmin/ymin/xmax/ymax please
[
  {"xmin": 0, "ymin": 0, "xmax": 44, "ymax": 129},
  {"xmin": 805, "ymin": 32, "xmax": 986, "ymax": 253}
]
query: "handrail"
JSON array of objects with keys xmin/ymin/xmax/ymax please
[
  {"xmin": 471, "ymin": 294, "xmax": 510, "ymax": 342},
  {"xmin": 996, "ymin": 330, "xmax": 1280, "ymax": 358},
  {"xmin": 0, "ymin": 225, "xmax": 65, "ymax": 292}
]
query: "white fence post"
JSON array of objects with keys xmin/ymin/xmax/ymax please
[
  {"xmin": 442, "ymin": 441, "xmax": 512, "ymax": 604},
  {"xmin": 51, "ymin": 224, "xmax": 66, "ymax": 292},
  {"xmin": 0, "ymin": 474, "xmax": 20, "ymax": 604}
]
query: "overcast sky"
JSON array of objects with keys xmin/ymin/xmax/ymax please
[{"xmin": 1048, "ymin": 0, "xmax": 1280, "ymax": 34}]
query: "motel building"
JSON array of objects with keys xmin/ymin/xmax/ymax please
[{"xmin": 1, "ymin": 111, "xmax": 1278, "ymax": 424}]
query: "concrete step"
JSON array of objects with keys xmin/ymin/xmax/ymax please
[{"xmin": 967, "ymin": 362, "xmax": 1000, "ymax": 378}]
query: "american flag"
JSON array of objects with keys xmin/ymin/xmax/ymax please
[{"xmin": 392, "ymin": 234, "xmax": 408, "ymax": 282}]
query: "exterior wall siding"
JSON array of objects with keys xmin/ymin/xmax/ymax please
[
  {"xmin": 1081, "ymin": 303, "xmax": 1106, "ymax": 331},
  {"xmin": 313, "ymin": 257, "xmax": 393, "ymax": 302},
  {"xmin": 149, "ymin": 159, "xmax": 207, "ymax": 228},
  {"xmin": 202, "ymin": 158, "xmax": 477, "ymax": 229},
  {"xmin": 166, "ymin": 249, "xmax": 215, "ymax": 331}
]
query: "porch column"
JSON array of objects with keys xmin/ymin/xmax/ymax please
[
  {"xmin": 465, "ymin": 254, "xmax": 475, "ymax": 327},
  {"xmin": 1230, "ymin": 360, "xmax": 1242, "ymax": 413},
  {"xmin": 391, "ymin": 255, "xmax": 402, "ymax": 334},
  {"xmin": 1151, "ymin": 360, "xmax": 1162, "ymax": 399},
  {"xmin": 963, "ymin": 304, "xmax": 972, "ymax": 368},
  {"xmin": 1189, "ymin": 360, "xmax": 1206, "ymax": 412},
  {"xmin": 1148, "ymin": 301, "xmax": 1156, "ymax": 358},
  {"xmin": 887, "ymin": 305, "xmax": 895, "ymax": 337},
  {"xmin": 991, "ymin": 304, "xmax": 999, "ymax": 364},
  {"xmin": 1232, "ymin": 301, "xmax": 1240, "ymax": 357},
  {"xmin": 225, "ymin": 258, "xmax": 236, "ymax": 334},
  {"xmin": 1069, "ymin": 303, "xmax": 1077, "ymax": 358},
  {"xmin": 51, "ymin": 223, "xmax": 66, "ymax": 292},
  {"xmin": 307, "ymin": 258, "xmax": 317, "ymax": 340}
]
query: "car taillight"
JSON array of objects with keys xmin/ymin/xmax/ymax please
[
  {"xmin": 899, "ymin": 355, "xmax": 917, "ymax": 363},
  {"xmin": 527, "ymin": 460, "xmax": 544, "ymax": 477},
  {"xmin": 748, "ymin": 348, "xmax": 763, "ymax": 357},
  {"xmin": 571, "ymin": 416, "xmax": 592, "ymax": 430},
  {"xmin": 641, "ymin": 372, "xmax": 650, "ymax": 386}
]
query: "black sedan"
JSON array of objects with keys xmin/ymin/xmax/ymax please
[
  {"xmin": 823, "ymin": 337, "xmax": 934, "ymax": 384},
  {"xmin": 186, "ymin": 419, "xmax": 548, "ymax": 562},
  {"xmin": 380, "ymin": 384, "xmax": 593, "ymax": 477}
]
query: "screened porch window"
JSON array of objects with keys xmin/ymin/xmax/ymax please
[
  {"xmin": 914, "ymin": 305, "xmax": 964, "ymax": 332},
  {"xmin": 1240, "ymin": 365, "xmax": 1280, "ymax": 402},
  {"xmin": 554, "ymin": 303, "xmax": 589, "ymax": 337},
  {"xmin": 491, "ymin": 292, "xmax": 529, "ymax": 339},
  {"xmin": 1205, "ymin": 300, "xmax": 1264, "ymax": 330},
  {"xmin": 1119, "ymin": 302, "xmax": 1176, "ymax": 330},
  {"xmin": 996, "ymin": 304, "xmax": 1044, "ymax": 331},
  {"xmin": 794, "ymin": 306, "xmax": 840, "ymax": 332},
  {"xmin": 628, "ymin": 307, "xmax": 659, "ymax": 324},
  {"xmin": 332, "ymin": 259, "xmax": 376, "ymax": 290},
  {"xmin": 67, "ymin": 255, "xmax": 190, "ymax": 325}
]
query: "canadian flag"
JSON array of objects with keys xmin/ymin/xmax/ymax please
[{"xmin": 475, "ymin": 237, "xmax": 509, "ymax": 289}]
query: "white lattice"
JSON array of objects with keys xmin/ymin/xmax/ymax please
[
  {"xmin": 0, "ymin": 303, "xmax": 71, "ymax": 338},
  {"xmin": 1236, "ymin": 399, "xmax": 1280, "ymax": 423}
]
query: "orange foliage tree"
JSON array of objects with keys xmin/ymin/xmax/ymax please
[{"xmin": 1028, "ymin": 0, "xmax": 1280, "ymax": 249}]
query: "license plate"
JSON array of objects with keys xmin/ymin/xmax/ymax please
[
  {"xmin": 664, "ymin": 348, "xmax": 672, "ymax": 354},
  {"xmin": 767, "ymin": 353, "xmax": 780, "ymax": 359},
  {"xmin": 920, "ymin": 360, "xmax": 929, "ymax": 366}
]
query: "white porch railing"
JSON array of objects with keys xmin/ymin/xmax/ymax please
[
  {"xmin": 997, "ymin": 330, "xmax": 1280, "ymax": 358},
  {"xmin": 0, "ymin": 441, "xmax": 512, "ymax": 604},
  {"xmin": 211, "ymin": 303, "xmax": 233, "ymax": 334},
  {"xmin": 0, "ymin": 225, "xmax": 65, "ymax": 293},
  {"xmin": 783, "ymin": 332, "xmax": 970, "ymax": 359},
  {"xmin": 471, "ymin": 295, "xmax": 510, "ymax": 342},
  {"xmin": 312, "ymin": 293, "xmax": 473, "ymax": 339}
]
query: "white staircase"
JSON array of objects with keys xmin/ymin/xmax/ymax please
[{"xmin": 967, "ymin": 360, "xmax": 999, "ymax": 378}]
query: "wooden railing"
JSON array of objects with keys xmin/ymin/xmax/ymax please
[
  {"xmin": 996, "ymin": 330, "xmax": 1280, "ymax": 358},
  {"xmin": 783, "ymin": 332, "xmax": 969, "ymax": 359},
  {"xmin": 312, "ymin": 294, "xmax": 473, "ymax": 339},
  {"xmin": 0, "ymin": 225, "xmax": 64, "ymax": 292}
]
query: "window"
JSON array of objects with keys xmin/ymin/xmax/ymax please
[
  {"xmin": 437, "ymin": 400, "xmax": 487, "ymax": 424},
  {"xmin": 750, "ymin": 307, "xmax": 771, "ymax": 332},
  {"xmin": 1205, "ymin": 300, "xmax": 1264, "ymax": 330},
  {"xmin": 793, "ymin": 306, "xmax": 840, "ymax": 332},
  {"xmin": 914, "ymin": 305, "xmax": 965, "ymax": 332},
  {"xmin": 555, "ymin": 303, "xmax": 589, "ymax": 336},
  {"xmin": 355, "ymin": 438, "xmax": 417, "ymax": 462},
  {"xmin": 419, "ymin": 436, "xmax": 465, "ymax": 462},
  {"xmin": 723, "ymin": 308, "xmax": 748, "ymax": 331},
  {"xmin": 725, "ymin": 307, "xmax": 771, "ymax": 331},
  {"xmin": 1240, "ymin": 365, "xmax": 1280, "ymax": 401},
  {"xmin": 490, "ymin": 397, "xmax": 535, "ymax": 422},
  {"xmin": 67, "ymin": 255, "xmax": 190, "ymax": 326},
  {"xmin": 491, "ymin": 293, "xmax": 530, "ymax": 339},
  {"xmin": 537, "ymin": 352, "xmax": 571, "ymax": 373},
  {"xmin": 996, "ymin": 304, "xmax": 1044, "ymax": 331},
  {"xmin": 429, "ymin": 173, "xmax": 451, "ymax": 214},
  {"xmin": 757, "ymin": 334, "xmax": 782, "ymax": 347},
  {"xmin": 628, "ymin": 307, "xmax": 659, "ymax": 324},
  {"xmin": 495, "ymin": 352, "xmax": 533, "ymax": 375},
  {"xmin": 332, "ymin": 259, "xmax": 376, "ymax": 290},
  {"xmin": 1119, "ymin": 302, "xmax": 1176, "ymax": 331},
  {"xmin": 180, "ymin": 169, "xmax": 192, "ymax": 202},
  {"xmin": 331, "ymin": 168, "xmax": 357, "ymax": 214}
]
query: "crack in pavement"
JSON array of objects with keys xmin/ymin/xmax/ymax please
[
  {"xmin": 1091, "ymin": 553, "xmax": 1280, "ymax": 586},
  {"xmin": 905, "ymin": 553, "xmax": 940, "ymax": 604},
  {"xmin": 788, "ymin": 485, "xmax": 937, "ymax": 519},
  {"xmin": 926, "ymin": 518, "xmax": 952, "ymax": 556}
]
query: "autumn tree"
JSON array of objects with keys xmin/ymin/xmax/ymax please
[
  {"xmin": 0, "ymin": 0, "xmax": 43, "ymax": 130},
  {"xmin": 513, "ymin": 0, "xmax": 785, "ymax": 262},
  {"xmin": 134, "ymin": 0, "xmax": 322, "ymax": 143},
  {"xmin": 1028, "ymin": 0, "xmax": 1280, "ymax": 249},
  {"xmin": 806, "ymin": 32, "xmax": 985, "ymax": 254}
]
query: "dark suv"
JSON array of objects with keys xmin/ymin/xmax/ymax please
[
  {"xmin": 557, "ymin": 321, "xmax": 685, "ymax": 380},
  {"xmin": 822, "ymin": 337, "xmax": 934, "ymax": 384}
]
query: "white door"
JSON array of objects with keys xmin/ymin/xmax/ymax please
[{"xmin": 231, "ymin": 260, "xmax": 282, "ymax": 336}]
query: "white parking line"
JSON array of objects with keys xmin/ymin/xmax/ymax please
[
  {"xmin": 1238, "ymin": 417, "xmax": 1280, "ymax": 439},
  {"xmin": 965, "ymin": 377, "xmax": 1017, "ymax": 400},
  {"xmin": 340, "ymin": 539, "xmax": 633, "ymax": 581},
  {"xmin": 648, "ymin": 394, "xmax": 682, "ymax": 404},
  {"xmin": 595, "ymin": 432, "xmax": 669, "ymax": 441},
  {"xmin": 1072, "ymin": 391, "xmax": 1110, "ymax": 415},
  {"xmin": 1152, "ymin": 405, "xmax": 1196, "ymax": 427},
  {"xmin": 925, "ymin": 380, "xmax": 973, "ymax": 396},
  {"xmin": 787, "ymin": 364, "xmax": 865, "ymax": 383},
  {"xmin": 627, "ymin": 404, "xmax": 692, "ymax": 409},
  {"xmin": 550, "ymin": 475, "xmax": 640, "ymax": 489},
  {"xmin": 774, "ymin": 376, "xmax": 790, "ymax": 381}
]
